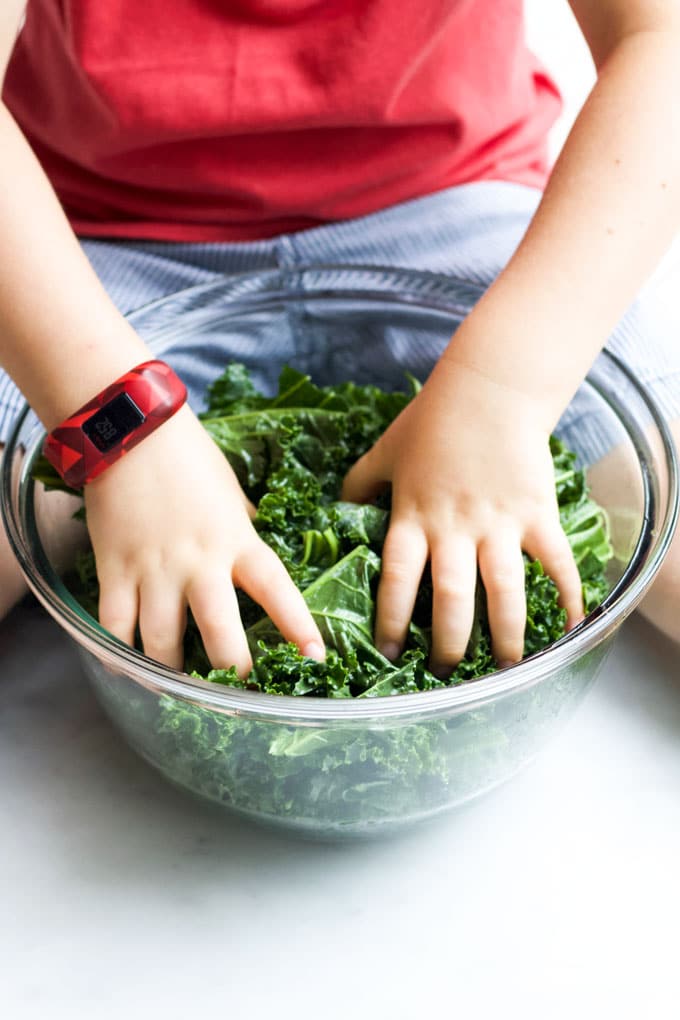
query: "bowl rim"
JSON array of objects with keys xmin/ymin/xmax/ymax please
[{"xmin": 2, "ymin": 264, "xmax": 678, "ymax": 722}]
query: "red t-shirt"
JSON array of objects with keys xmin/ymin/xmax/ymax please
[{"xmin": 3, "ymin": 0, "xmax": 561, "ymax": 241}]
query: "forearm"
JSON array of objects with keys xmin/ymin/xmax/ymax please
[
  {"xmin": 0, "ymin": 102, "xmax": 149, "ymax": 430},
  {"xmin": 442, "ymin": 24, "xmax": 680, "ymax": 427}
]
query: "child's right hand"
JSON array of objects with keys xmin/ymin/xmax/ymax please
[{"xmin": 83, "ymin": 403, "xmax": 326, "ymax": 676}]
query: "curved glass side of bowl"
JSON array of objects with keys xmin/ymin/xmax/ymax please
[{"xmin": 2, "ymin": 268, "xmax": 677, "ymax": 838}]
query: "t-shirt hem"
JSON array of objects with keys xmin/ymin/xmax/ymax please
[{"xmin": 70, "ymin": 167, "xmax": 549, "ymax": 244}]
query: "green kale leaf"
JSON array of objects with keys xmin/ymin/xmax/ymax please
[{"xmin": 58, "ymin": 363, "xmax": 612, "ymax": 696}]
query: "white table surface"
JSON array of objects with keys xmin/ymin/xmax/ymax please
[
  {"xmin": 1, "ymin": 600, "xmax": 679, "ymax": 1019},
  {"xmin": 4, "ymin": 5, "xmax": 679, "ymax": 1018}
]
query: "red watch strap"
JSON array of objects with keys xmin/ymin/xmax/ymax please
[{"xmin": 43, "ymin": 360, "xmax": 187, "ymax": 488}]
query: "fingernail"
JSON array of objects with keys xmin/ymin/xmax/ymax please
[
  {"xmin": 497, "ymin": 659, "xmax": 515, "ymax": 670},
  {"xmin": 431, "ymin": 665, "xmax": 451, "ymax": 681},
  {"xmin": 302, "ymin": 641, "xmax": 325, "ymax": 662},
  {"xmin": 378, "ymin": 642, "xmax": 400, "ymax": 662}
]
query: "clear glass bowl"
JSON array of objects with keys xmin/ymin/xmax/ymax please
[{"xmin": 2, "ymin": 267, "xmax": 677, "ymax": 840}]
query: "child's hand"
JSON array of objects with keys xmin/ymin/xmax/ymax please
[
  {"xmin": 83, "ymin": 405, "xmax": 325, "ymax": 675},
  {"xmin": 342, "ymin": 358, "xmax": 584, "ymax": 676}
]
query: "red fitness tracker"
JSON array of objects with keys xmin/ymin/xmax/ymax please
[{"xmin": 43, "ymin": 359, "xmax": 187, "ymax": 488}]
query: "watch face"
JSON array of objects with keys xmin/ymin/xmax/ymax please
[{"xmin": 82, "ymin": 393, "xmax": 146, "ymax": 453}]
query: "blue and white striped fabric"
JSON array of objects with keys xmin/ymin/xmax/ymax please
[{"xmin": 1, "ymin": 181, "xmax": 679, "ymax": 453}]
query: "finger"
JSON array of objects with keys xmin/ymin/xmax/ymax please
[
  {"xmin": 429, "ymin": 536, "xmax": 478, "ymax": 677},
  {"xmin": 138, "ymin": 579, "xmax": 187, "ymax": 671},
  {"xmin": 187, "ymin": 573, "xmax": 253, "ymax": 677},
  {"xmin": 234, "ymin": 541, "xmax": 326, "ymax": 661},
  {"xmin": 478, "ymin": 531, "xmax": 527, "ymax": 666},
  {"xmin": 524, "ymin": 523, "xmax": 584, "ymax": 630},
  {"xmin": 374, "ymin": 521, "xmax": 428, "ymax": 660},
  {"xmin": 98, "ymin": 574, "xmax": 138, "ymax": 649},
  {"xmin": 341, "ymin": 445, "xmax": 389, "ymax": 504}
]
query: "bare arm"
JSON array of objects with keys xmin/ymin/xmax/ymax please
[
  {"xmin": 344, "ymin": 0, "xmax": 680, "ymax": 672},
  {"xmin": 0, "ymin": 2, "xmax": 24, "ymax": 74},
  {"xmin": 0, "ymin": 4, "xmax": 149, "ymax": 426},
  {"xmin": 443, "ymin": 0, "xmax": 680, "ymax": 424},
  {"xmin": 0, "ymin": 10, "xmax": 325, "ymax": 670}
]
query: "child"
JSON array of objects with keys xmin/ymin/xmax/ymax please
[{"xmin": 0, "ymin": 0, "xmax": 679, "ymax": 678}]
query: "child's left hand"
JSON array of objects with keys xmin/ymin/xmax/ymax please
[{"xmin": 342, "ymin": 357, "xmax": 584, "ymax": 676}]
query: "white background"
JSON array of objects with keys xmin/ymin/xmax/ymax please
[
  {"xmin": 526, "ymin": 0, "xmax": 595, "ymax": 157},
  {"xmin": 2, "ymin": 4, "xmax": 678, "ymax": 1018}
]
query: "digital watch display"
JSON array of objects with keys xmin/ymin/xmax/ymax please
[{"xmin": 81, "ymin": 392, "xmax": 146, "ymax": 453}]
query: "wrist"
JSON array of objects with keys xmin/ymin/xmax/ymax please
[
  {"xmin": 440, "ymin": 308, "xmax": 583, "ymax": 431},
  {"xmin": 43, "ymin": 359, "xmax": 187, "ymax": 488},
  {"xmin": 37, "ymin": 327, "xmax": 151, "ymax": 432}
]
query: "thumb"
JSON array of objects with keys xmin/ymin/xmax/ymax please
[{"xmin": 341, "ymin": 443, "xmax": 390, "ymax": 503}]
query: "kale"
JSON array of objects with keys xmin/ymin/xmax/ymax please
[
  {"xmin": 57, "ymin": 364, "xmax": 612, "ymax": 694},
  {"xmin": 42, "ymin": 363, "xmax": 615, "ymax": 835},
  {"xmin": 551, "ymin": 434, "xmax": 611, "ymax": 612},
  {"xmin": 90, "ymin": 639, "xmax": 609, "ymax": 835}
]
